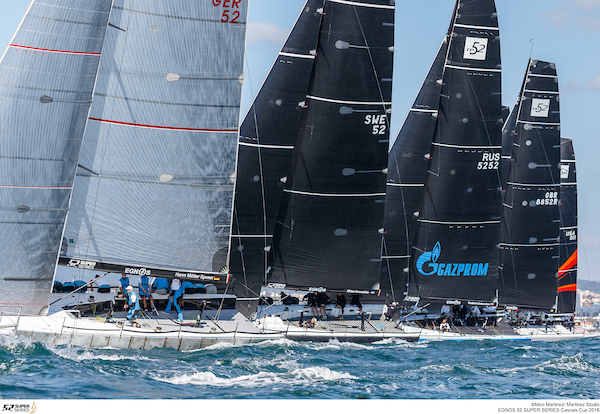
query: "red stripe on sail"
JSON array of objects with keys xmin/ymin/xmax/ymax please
[
  {"xmin": 558, "ymin": 249, "xmax": 577, "ymax": 278},
  {"xmin": 557, "ymin": 284, "xmax": 577, "ymax": 293},
  {"xmin": 10, "ymin": 44, "xmax": 101, "ymax": 56},
  {"xmin": 89, "ymin": 117, "xmax": 238, "ymax": 133}
]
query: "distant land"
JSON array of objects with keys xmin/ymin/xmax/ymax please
[{"xmin": 579, "ymin": 280, "xmax": 600, "ymax": 295}]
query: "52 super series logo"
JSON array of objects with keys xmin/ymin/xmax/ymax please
[{"xmin": 416, "ymin": 242, "xmax": 490, "ymax": 277}]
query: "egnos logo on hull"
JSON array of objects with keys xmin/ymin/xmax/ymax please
[{"xmin": 416, "ymin": 242, "xmax": 490, "ymax": 277}]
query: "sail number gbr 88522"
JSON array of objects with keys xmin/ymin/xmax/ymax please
[{"xmin": 213, "ymin": 0, "xmax": 241, "ymax": 23}]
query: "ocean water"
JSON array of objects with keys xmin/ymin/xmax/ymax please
[{"xmin": 1, "ymin": 335, "xmax": 599, "ymax": 401}]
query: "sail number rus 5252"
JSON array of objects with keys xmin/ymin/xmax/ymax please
[{"xmin": 213, "ymin": 0, "xmax": 241, "ymax": 23}]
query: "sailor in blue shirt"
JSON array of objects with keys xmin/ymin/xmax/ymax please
[
  {"xmin": 119, "ymin": 273, "xmax": 130, "ymax": 297},
  {"xmin": 165, "ymin": 279, "xmax": 184, "ymax": 322},
  {"xmin": 125, "ymin": 285, "xmax": 141, "ymax": 328},
  {"xmin": 138, "ymin": 274, "xmax": 156, "ymax": 313}
]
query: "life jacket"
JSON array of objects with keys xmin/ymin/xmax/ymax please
[{"xmin": 128, "ymin": 291, "xmax": 140, "ymax": 310}]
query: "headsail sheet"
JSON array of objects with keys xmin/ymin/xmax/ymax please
[
  {"xmin": 499, "ymin": 60, "xmax": 561, "ymax": 310},
  {"xmin": 0, "ymin": 0, "xmax": 112, "ymax": 314},
  {"xmin": 61, "ymin": 0, "xmax": 248, "ymax": 282},
  {"xmin": 229, "ymin": 0, "xmax": 324, "ymax": 302},
  {"xmin": 267, "ymin": 0, "xmax": 395, "ymax": 292},
  {"xmin": 558, "ymin": 137, "xmax": 577, "ymax": 313},
  {"xmin": 409, "ymin": 0, "xmax": 503, "ymax": 303},
  {"xmin": 382, "ymin": 41, "xmax": 445, "ymax": 303}
]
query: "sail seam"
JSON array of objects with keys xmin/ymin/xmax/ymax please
[
  {"xmin": 283, "ymin": 189, "xmax": 385, "ymax": 197},
  {"xmin": 507, "ymin": 182, "xmax": 560, "ymax": 187},
  {"xmin": 432, "ymin": 143, "xmax": 501, "ymax": 149},
  {"xmin": 10, "ymin": 44, "xmax": 101, "ymax": 56},
  {"xmin": 88, "ymin": 117, "xmax": 238, "ymax": 133},
  {"xmin": 453, "ymin": 23, "xmax": 499, "ymax": 31},
  {"xmin": 279, "ymin": 52, "xmax": 315, "ymax": 59},
  {"xmin": 306, "ymin": 95, "xmax": 391, "ymax": 105},
  {"xmin": 445, "ymin": 64, "xmax": 501, "ymax": 73},
  {"xmin": 239, "ymin": 142, "xmax": 294, "ymax": 150},
  {"xmin": 516, "ymin": 120, "xmax": 560, "ymax": 126},
  {"xmin": 326, "ymin": 0, "xmax": 395, "ymax": 9},
  {"xmin": 500, "ymin": 243, "xmax": 560, "ymax": 247},
  {"xmin": 524, "ymin": 89, "xmax": 559, "ymax": 95},
  {"xmin": 417, "ymin": 219, "xmax": 500, "ymax": 225},
  {"xmin": 0, "ymin": 184, "xmax": 72, "ymax": 190}
]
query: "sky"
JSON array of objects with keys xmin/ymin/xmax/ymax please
[{"xmin": 0, "ymin": 1, "xmax": 599, "ymax": 282}]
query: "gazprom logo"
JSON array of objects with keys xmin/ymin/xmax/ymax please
[{"xmin": 416, "ymin": 242, "xmax": 490, "ymax": 277}]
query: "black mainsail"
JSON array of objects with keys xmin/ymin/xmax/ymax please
[
  {"xmin": 0, "ymin": 0, "xmax": 112, "ymax": 315},
  {"xmin": 557, "ymin": 137, "xmax": 577, "ymax": 314},
  {"xmin": 408, "ymin": 0, "xmax": 503, "ymax": 304},
  {"xmin": 499, "ymin": 60, "xmax": 561, "ymax": 310},
  {"xmin": 382, "ymin": 41, "xmax": 445, "ymax": 303},
  {"xmin": 265, "ymin": 0, "xmax": 395, "ymax": 293},
  {"xmin": 229, "ymin": 0, "xmax": 324, "ymax": 304}
]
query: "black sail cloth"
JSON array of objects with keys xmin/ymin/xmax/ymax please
[
  {"xmin": 229, "ymin": 0, "xmax": 324, "ymax": 306},
  {"xmin": 408, "ymin": 0, "xmax": 503, "ymax": 304},
  {"xmin": 557, "ymin": 137, "xmax": 577, "ymax": 314},
  {"xmin": 267, "ymin": 0, "xmax": 395, "ymax": 293},
  {"xmin": 499, "ymin": 60, "xmax": 561, "ymax": 310}
]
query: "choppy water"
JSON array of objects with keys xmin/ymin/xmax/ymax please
[{"xmin": 0, "ymin": 335, "xmax": 599, "ymax": 400}]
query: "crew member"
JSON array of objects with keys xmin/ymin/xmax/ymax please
[{"xmin": 125, "ymin": 285, "xmax": 141, "ymax": 328}]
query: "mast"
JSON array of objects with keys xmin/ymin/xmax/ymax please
[
  {"xmin": 0, "ymin": 0, "xmax": 113, "ymax": 315},
  {"xmin": 408, "ymin": 0, "xmax": 503, "ymax": 304},
  {"xmin": 557, "ymin": 137, "xmax": 577, "ymax": 313},
  {"xmin": 229, "ymin": 0, "xmax": 324, "ymax": 310},
  {"xmin": 267, "ymin": 0, "xmax": 395, "ymax": 293},
  {"xmin": 382, "ymin": 40, "xmax": 446, "ymax": 304},
  {"xmin": 499, "ymin": 59, "xmax": 561, "ymax": 310}
]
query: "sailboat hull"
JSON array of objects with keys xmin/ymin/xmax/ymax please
[{"xmin": 0, "ymin": 311, "xmax": 282, "ymax": 350}]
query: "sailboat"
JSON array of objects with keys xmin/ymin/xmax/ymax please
[
  {"xmin": 229, "ymin": 0, "xmax": 424, "ymax": 342},
  {"xmin": 0, "ymin": 0, "xmax": 283, "ymax": 349},
  {"xmin": 383, "ymin": 3, "xmax": 590, "ymax": 340},
  {"xmin": 557, "ymin": 137, "xmax": 577, "ymax": 314},
  {"xmin": 385, "ymin": 0, "xmax": 502, "ymax": 313}
]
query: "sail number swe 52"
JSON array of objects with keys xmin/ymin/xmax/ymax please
[
  {"xmin": 364, "ymin": 115, "xmax": 387, "ymax": 135},
  {"xmin": 213, "ymin": 0, "xmax": 241, "ymax": 23}
]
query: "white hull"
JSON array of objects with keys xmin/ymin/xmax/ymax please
[
  {"xmin": 399, "ymin": 323, "xmax": 595, "ymax": 342},
  {"xmin": 0, "ymin": 310, "xmax": 282, "ymax": 350}
]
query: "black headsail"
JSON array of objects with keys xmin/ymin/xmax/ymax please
[
  {"xmin": 382, "ymin": 41, "xmax": 446, "ymax": 303},
  {"xmin": 267, "ymin": 0, "xmax": 395, "ymax": 294},
  {"xmin": 408, "ymin": 0, "xmax": 503, "ymax": 305},
  {"xmin": 499, "ymin": 60, "xmax": 561, "ymax": 310},
  {"xmin": 557, "ymin": 137, "xmax": 577, "ymax": 313},
  {"xmin": 229, "ymin": 0, "xmax": 324, "ymax": 308}
]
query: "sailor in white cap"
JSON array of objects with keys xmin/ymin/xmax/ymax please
[{"xmin": 125, "ymin": 285, "xmax": 141, "ymax": 328}]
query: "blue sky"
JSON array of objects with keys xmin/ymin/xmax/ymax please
[{"xmin": 1, "ymin": 1, "xmax": 599, "ymax": 281}]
